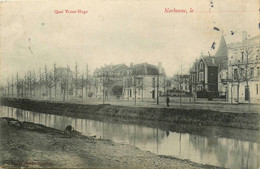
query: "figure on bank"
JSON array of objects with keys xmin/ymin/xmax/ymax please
[{"xmin": 166, "ymin": 96, "xmax": 170, "ymax": 107}]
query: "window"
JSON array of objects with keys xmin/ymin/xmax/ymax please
[
  {"xmin": 200, "ymin": 62, "xmax": 203, "ymax": 70},
  {"xmin": 257, "ymin": 67, "xmax": 260, "ymax": 77},
  {"xmin": 138, "ymin": 79, "xmax": 141, "ymax": 85},
  {"xmin": 185, "ymin": 86, "xmax": 188, "ymax": 90},
  {"xmin": 152, "ymin": 78, "xmax": 155, "ymax": 88},
  {"xmin": 256, "ymin": 50, "xmax": 260, "ymax": 60},
  {"xmin": 180, "ymin": 86, "xmax": 183, "ymax": 91},
  {"xmin": 256, "ymin": 84, "xmax": 258, "ymax": 95},
  {"xmin": 199, "ymin": 72, "xmax": 204, "ymax": 81},
  {"xmin": 250, "ymin": 68, "xmax": 254, "ymax": 77},
  {"xmin": 240, "ymin": 68, "xmax": 244, "ymax": 76},
  {"xmin": 241, "ymin": 52, "xmax": 244, "ymax": 61},
  {"xmin": 192, "ymin": 75, "xmax": 195, "ymax": 83},
  {"xmin": 234, "ymin": 69, "xmax": 238, "ymax": 80}
]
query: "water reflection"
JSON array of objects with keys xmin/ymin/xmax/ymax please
[{"xmin": 0, "ymin": 106, "xmax": 259, "ymax": 169}]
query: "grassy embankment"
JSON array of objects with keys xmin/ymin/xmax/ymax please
[{"xmin": 1, "ymin": 98, "xmax": 259, "ymax": 130}]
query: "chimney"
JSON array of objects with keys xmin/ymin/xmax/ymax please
[
  {"xmin": 130, "ymin": 62, "xmax": 133, "ymax": 68},
  {"xmin": 158, "ymin": 62, "xmax": 162, "ymax": 74},
  {"xmin": 242, "ymin": 31, "xmax": 247, "ymax": 42},
  {"xmin": 212, "ymin": 57, "xmax": 215, "ymax": 64},
  {"xmin": 144, "ymin": 63, "xmax": 148, "ymax": 74}
]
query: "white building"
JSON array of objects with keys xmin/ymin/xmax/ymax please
[
  {"xmin": 227, "ymin": 32, "xmax": 260, "ymax": 103},
  {"xmin": 122, "ymin": 62, "xmax": 166, "ymax": 101}
]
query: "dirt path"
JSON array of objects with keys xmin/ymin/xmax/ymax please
[{"xmin": 0, "ymin": 118, "xmax": 223, "ymax": 169}]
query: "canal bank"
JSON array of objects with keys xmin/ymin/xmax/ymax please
[
  {"xmin": 1, "ymin": 98, "xmax": 259, "ymax": 130},
  {"xmin": 1, "ymin": 106, "xmax": 259, "ymax": 169},
  {"xmin": 0, "ymin": 117, "xmax": 223, "ymax": 169}
]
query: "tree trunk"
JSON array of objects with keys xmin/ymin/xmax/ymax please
[
  {"xmin": 246, "ymin": 81, "xmax": 250, "ymax": 103},
  {"xmin": 82, "ymin": 87, "xmax": 84, "ymax": 102},
  {"xmin": 237, "ymin": 83, "xmax": 240, "ymax": 103},
  {"xmin": 179, "ymin": 83, "xmax": 182, "ymax": 107},
  {"xmin": 55, "ymin": 84, "xmax": 57, "ymax": 99},
  {"xmin": 63, "ymin": 88, "xmax": 65, "ymax": 102},
  {"xmin": 49, "ymin": 87, "xmax": 52, "ymax": 100},
  {"xmin": 142, "ymin": 87, "xmax": 143, "ymax": 101},
  {"xmin": 231, "ymin": 83, "xmax": 233, "ymax": 104},
  {"xmin": 85, "ymin": 85, "xmax": 88, "ymax": 100}
]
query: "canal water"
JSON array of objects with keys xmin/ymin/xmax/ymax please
[{"xmin": 0, "ymin": 106, "xmax": 259, "ymax": 169}]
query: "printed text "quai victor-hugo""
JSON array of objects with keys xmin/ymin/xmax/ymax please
[{"xmin": 54, "ymin": 9, "xmax": 88, "ymax": 15}]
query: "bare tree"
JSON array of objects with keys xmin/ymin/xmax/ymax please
[
  {"xmin": 16, "ymin": 73, "xmax": 19, "ymax": 99},
  {"xmin": 47, "ymin": 71, "xmax": 54, "ymax": 100},
  {"xmin": 75, "ymin": 62, "xmax": 79, "ymax": 99},
  {"xmin": 53, "ymin": 64, "xmax": 59, "ymax": 99},
  {"xmin": 11, "ymin": 75, "xmax": 14, "ymax": 98},
  {"xmin": 44, "ymin": 65, "xmax": 48, "ymax": 98},
  {"xmin": 43, "ymin": 66, "xmax": 55, "ymax": 100},
  {"xmin": 173, "ymin": 74, "xmax": 183, "ymax": 107},
  {"xmin": 32, "ymin": 70, "xmax": 37, "ymax": 98},
  {"xmin": 7, "ymin": 78, "xmax": 10, "ymax": 98},
  {"xmin": 66, "ymin": 65, "xmax": 70, "ymax": 99},
  {"xmin": 231, "ymin": 47, "xmax": 257, "ymax": 103},
  {"xmin": 60, "ymin": 68, "xmax": 67, "ymax": 102},
  {"xmin": 38, "ymin": 69, "xmax": 43, "ymax": 99},
  {"xmin": 85, "ymin": 64, "xmax": 90, "ymax": 100},
  {"xmin": 79, "ymin": 74, "xmax": 86, "ymax": 102},
  {"xmin": 242, "ymin": 48, "xmax": 258, "ymax": 103},
  {"xmin": 23, "ymin": 72, "xmax": 31, "ymax": 98}
]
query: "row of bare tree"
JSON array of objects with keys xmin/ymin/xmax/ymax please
[{"xmin": 4, "ymin": 63, "xmax": 92, "ymax": 102}]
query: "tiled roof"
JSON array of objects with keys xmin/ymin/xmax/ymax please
[{"xmin": 131, "ymin": 63, "xmax": 165, "ymax": 76}]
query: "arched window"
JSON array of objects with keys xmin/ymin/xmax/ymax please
[{"xmin": 200, "ymin": 62, "xmax": 203, "ymax": 70}]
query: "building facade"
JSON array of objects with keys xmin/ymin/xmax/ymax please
[
  {"xmin": 227, "ymin": 32, "xmax": 260, "ymax": 103},
  {"xmin": 93, "ymin": 64, "xmax": 128, "ymax": 99},
  {"xmin": 122, "ymin": 62, "xmax": 166, "ymax": 101},
  {"xmin": 171, "ymin": 74, "xmax": 190, "ymax": 93},
  {"xmin": 190, "ymin": 35, "xmax": 228, "ymax": 99}
]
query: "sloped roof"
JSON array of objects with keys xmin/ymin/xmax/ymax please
[
  {"xmin": 56, "ymin": 67, "xmax": 74, "ymax": 77},
  {"xmin": 94, "ymin": 64, "xmax": 128, "ymax": 73},
  {"xmin": 214, "ymin": 35, "xmax": 228, "ymax": 61},
  {"xmin": 197, "ymin": 36, "xmax": 228, "ymax": 69},
  {"xmin": 131, "ymin": 63, "xmax": 165, "ymax": 76}
]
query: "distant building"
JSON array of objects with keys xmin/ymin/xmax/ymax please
[
  {"xmin": 171, "ymin": 74, "xmax": 190, "ymax": 93},
  {"xmin": 93, "ymin": 64, "xmax": 128, "ymax": 99},
  {"xmin": 227, "ymin": 32, "xmax": 260, "ymax": 103},
  {"xmin": 189, "ymin": 35, "xmax": 228, "ymax": 99},
  {"xmin": 122, "ymin": 62, "xmax": 166, "ymax": 100}
]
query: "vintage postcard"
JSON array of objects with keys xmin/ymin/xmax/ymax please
[{"xmin": 0, "ymin": 0, "xmax": 259, "ymax": 168}]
